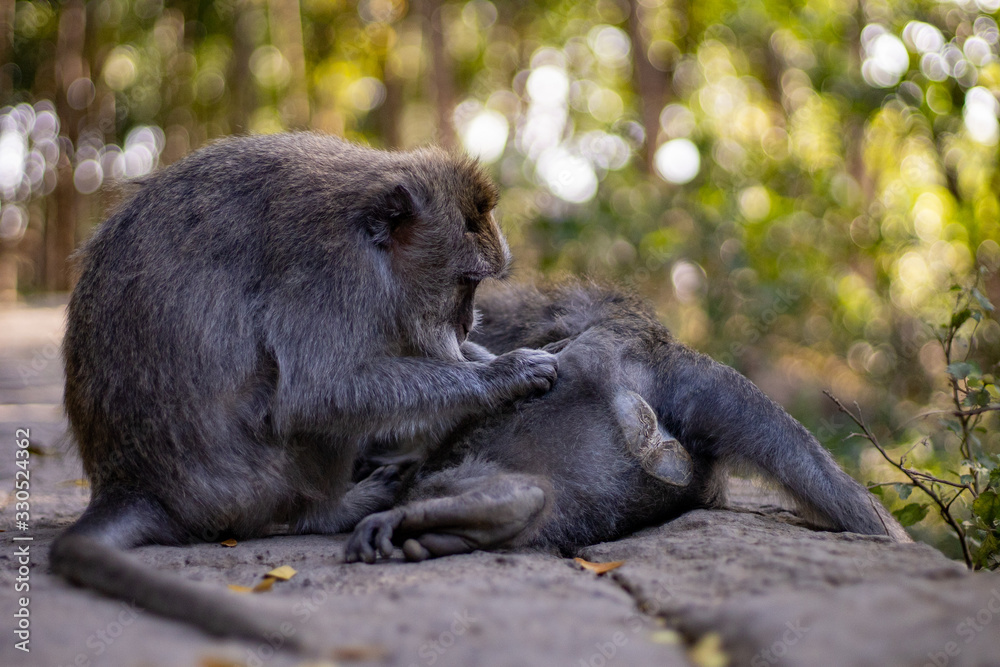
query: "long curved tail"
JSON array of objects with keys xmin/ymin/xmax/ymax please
[
  {"xmin": 647, "ymin": 342, "xmax": 910, "ymax": 541},
  {"xmin": 50, "ymin": 490, "xmax": 303, "ymax": 643}
]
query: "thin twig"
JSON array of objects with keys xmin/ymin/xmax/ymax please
[
  {"xmin": 825, "ymin": 391, "xmax": 974, "ymax": 568},
  {"xmin": 867, "ymin": 481, "xmax": 909, "ymax": 489},
  {"xmin": 897, "ymin": 405, "xmax": 1000, "ymax": 429}
]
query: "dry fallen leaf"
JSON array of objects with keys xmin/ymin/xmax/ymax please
[
  {"xmin": 219, "ymin": 538, "xmax": 238, "ymax": 547},
  {"xmin": 267, "ymin": 565, "xmax": 298, "ymax": 580},
  {"xmin": 330, "ymin": 644, "xmax": 389, "ymax": 661},
  {"xmin": 226, "ymin": 584, "xmax": 252, "ymax": 594},
  {"xmin": 688, "ymin": 631, "xmax": 729, "ymax": 667},
  {"xmin": 573, "ymin": 557, "xmax": 625, "ymax": 574},
  {"xmin": 198, "ymin": 657, "xmax": 244, "ymax": 667},
  {"xmin": 649, "ymin": 629, "xmax": 683, "ymax": 645},
  {"xmin": 252, "ymin": 577, "xmax": 276, "ymax": 593}
]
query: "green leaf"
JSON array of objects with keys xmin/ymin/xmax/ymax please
[
  {"xmin": 973, "ymin": 491, "xmax": 1000, "ymax": 528},
  {"xmin": 950, "ymin": 308, "xmax": 972, "ymax": 328},
  {"xmin": 869, "ymin": 484, "xmax": 884, "ymax": 497},
  {"xmin": 964, "ymin": 389, "xmax": 991, "ymax": 408},
  {"xmin": 947, "ymin": 362, "xmax": 978, "ymax": 380},
  {"xmin": 972, "ymin": 288, "xmax": 995, "ymax": 312},
  {"xmin": 944, "ymin": 419, "xmax": 963, "ymax": 435},
  {"xmin": 894, "ymin": 483, "xmax": 913, "ymax": 500},
  {"xmin": 973, "ymin": 533, "xmax": 999, "ymax": 570},
  {"xmin": 893, "ymin": 503, "xmax": 929, "ymax": 527}
]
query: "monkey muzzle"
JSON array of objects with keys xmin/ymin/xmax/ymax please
[{"xmin": 455, "ymin": 278, "xmax": 480, "ymax": 341}]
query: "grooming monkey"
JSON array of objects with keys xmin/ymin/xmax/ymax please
[
  {"xmin": 51, "ymin": 134, "xmax": 558, "ymax": 639},
  {"xmin": 346, "ymin": 282, "xmax": 909, "ymax": 563}
]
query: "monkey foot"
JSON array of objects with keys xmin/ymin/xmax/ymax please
[{"xmin": 614, "ymin": 390, "xmax": 693, "ymax": 487}]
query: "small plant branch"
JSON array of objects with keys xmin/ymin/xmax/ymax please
[
  {"xmin": 825, "ymin": 391, "xmax": 974, "ymax": 568},
  {"xmin": 902, "ymin": 405, "xmax": 1000, "ymax": 425},
  {"xmin": 907, "ymin": 470, "xmax": 974, "ymax": 491}
]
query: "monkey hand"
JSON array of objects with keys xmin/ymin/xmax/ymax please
[{"xmin": 484, "ymin": 348, "xmax": 558, "ymax": 401}]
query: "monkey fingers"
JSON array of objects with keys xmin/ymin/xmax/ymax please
[
  {"xmin": 486, "ymin": 348, "xmax": 559, "ymax": 398},
  {"xmin": 402, "ymin": 534, "xmax": 474, "ymax": 561},
  {"xmin": 345, "ymin": 476, "xmax": 547, "ymax": 564}
]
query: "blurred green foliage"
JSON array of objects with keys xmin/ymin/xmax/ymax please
[{"xmin": 1, "ymin": 0, "xmax": 998, "ymax": 556}]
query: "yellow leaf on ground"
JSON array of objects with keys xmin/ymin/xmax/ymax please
[
  {"xmin": 252, "ymin": 577, "xmax": 276, "ymax": 593},
  {"xmin": 688, "ymin": 631, "xmax": 729, "ymax": 667},
  {"xmin": 649, "ymin": 629, "xmax": 683, "ymax": 645},
  {"xmin": 198, "ymin": 657, "xmax": 245, "ymax": 667},
  {"xmin": 219, "ymin": 538, "xmax": 238, "ymax": 547},
  {"xmin": 267, "ymin": 565, "xmax": 298, "ymax": 580},
  {"xmin": 198, "ymin": 658, "xmax": 245, "ymax": 667},
  {"xmin": 226, "ymin": 584, "xmax": 252, "ymax": 594},
  {"xmin": 573, "ymin": 557, "xmax": 625, "ymax": 574},
  {"xmin": 331, "ymin": 644, "xmax": 389, "ymax": 661}
]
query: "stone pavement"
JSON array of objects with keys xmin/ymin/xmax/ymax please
[{"xmin": 0, "ymin": 301, "xmax": 998, "ymax": 667}]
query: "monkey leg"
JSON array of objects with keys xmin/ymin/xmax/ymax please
[
  {"xmin": 613, "ymin": 390, "xmax": 693, "ymax": 487},
  {"xmin": 293, "ymin": 464, "xmax": 411, "ymax": 534},
  {"xmin": 344, "ymin": 475, "xmax": 547, "ymax": 564}
]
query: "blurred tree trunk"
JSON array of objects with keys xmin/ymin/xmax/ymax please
[
  {"xmin": 0, "ymin": 0, "xmax": 13, "ymax": 104},
  {"xmin": 378, "ymin": 68, "xmax": 404, "ymax": 148},
  {"xmin": 230, "ymin": 2, "xmax": 258, "ymax": 134},
  {"xmin": 418, "ymin": 0, "xmax": 456, "ymax": 150},
  {"xmin": 48, "ymin": 0, "xmax": 87, "ymax": 292},
  {"xmin": 156, "ymin": 10, "xmax": 196, "ymax": 161},
  {"xmin": 0, "ymin": 0, "xmax": 15, "ymax": 298},
  {"xmin": 268, "ymin": 0, "xmax": 310, "ymax": 128},
  {"xmin": 628, "ymin": 0, "xmax": 664, "ymax": 173}
]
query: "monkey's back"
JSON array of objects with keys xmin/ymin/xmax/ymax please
[
  {"xmin": 423, "ymin": 323, "xmax": 706, "ymax": 552},
  {"xmin": 62, "ymin": 134, "xmax": 468, "ymax": 534}
]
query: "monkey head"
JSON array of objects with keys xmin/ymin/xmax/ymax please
[{"xmin": 362, "ymin": 150, "xmax": 509, "ymax": 359}]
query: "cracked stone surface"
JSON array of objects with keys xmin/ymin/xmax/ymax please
[{"xmin": 2, "ymin": 302, "xmax": 999, "ymax": 667}]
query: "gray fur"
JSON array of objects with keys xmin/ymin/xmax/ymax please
[
  {"xmin": 346, "ymin": 282, "xmax": 909, "ymax": 563},
  {"xmin": 50, "ymin": 134, "xmax": 558, "ymax": 641}
]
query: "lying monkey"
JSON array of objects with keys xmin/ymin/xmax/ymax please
[
  {"xmin": 51, "ymin": 134, "xmax": 557, "ymax": 639},
  {"xmin": 346, "ymin": 282, "xmax": 908, "ymax": 562}
]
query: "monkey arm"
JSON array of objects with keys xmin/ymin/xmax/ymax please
[
  {"xmin": 460, "ymin": 340, "xmax": 496, "ymax": 362},
  {"xmin": 344, "ymin": 474, "xmax": 547, "ymax": 563},
  {"xmin": 277, "ymin": 348, "xmax": 558, "ymax": 439}
]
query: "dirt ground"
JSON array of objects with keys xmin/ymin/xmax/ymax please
[{"xmin": 1, "ymin": 300, "xmax": 998, "ymax": 667}]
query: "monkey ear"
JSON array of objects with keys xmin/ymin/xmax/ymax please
[{"xmin": 366, "ymin": 183, "xmax": 416, "ymax": 247}]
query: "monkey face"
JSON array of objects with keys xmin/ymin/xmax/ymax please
[
  {"xmin": 369, "ymin": 156, "xmax": 507, "ymax": 355},
  {"xmin": 454, "ymin": 278, "xmax": 480, "ymax": 342}
]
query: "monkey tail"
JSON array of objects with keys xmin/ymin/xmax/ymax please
[
  {"xmin": 650, "ymin": 346, "xmax": 911, "ymax": 542},
  {"xmin": 50, "ymin": 490, "xmax": 304, "ymax": 644}
]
